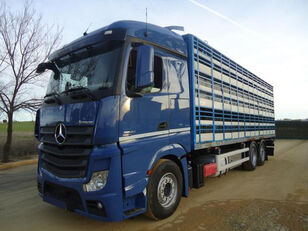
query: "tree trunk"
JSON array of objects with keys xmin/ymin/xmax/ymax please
[{"xmin": 2, "ymin": 111, "xmax": 13, "ymax": 163}]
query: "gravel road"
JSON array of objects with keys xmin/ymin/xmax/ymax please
[{"xmin": 0, "ymin": 140, "xmax": 307, "ymax": 231}]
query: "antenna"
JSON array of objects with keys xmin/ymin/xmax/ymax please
[
  {"xmin": 83, "ymin": 23, "xmax": 92, "ymax": 36},
  {"xmin": 144, "ymin": 8, "xmax": 148, "ymax": 37}
]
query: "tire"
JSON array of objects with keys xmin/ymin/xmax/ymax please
[
  {"xmin": 145, "ymin": 159, "xmax": 183, "ymax": 220},
  {"xmin": 242, "ymin": 141, "xmax": 258, "ymax": 171},
  {"xmin": 257, "ymin": 141, "xmax": 266, "ymax": 166}
]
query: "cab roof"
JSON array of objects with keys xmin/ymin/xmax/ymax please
[{"xmin": 49, "ymin": 20, "xmax": 187, "ymax": 60}]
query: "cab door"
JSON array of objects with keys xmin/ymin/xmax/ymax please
[{"xmin": 119, "ymin": 45, "xmax": 169, "ymax": 198}]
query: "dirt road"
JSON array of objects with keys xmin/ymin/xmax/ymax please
[{"xmin": 0, "ymin": 140, "xmax": 307, "ymax": 231}]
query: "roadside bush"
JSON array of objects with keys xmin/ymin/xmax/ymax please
[{"xmin": 0, "ymin": 131, "xmax": 39, "ymax": 161}]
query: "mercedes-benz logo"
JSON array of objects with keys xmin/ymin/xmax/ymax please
[{"xmin": 54, "ymin": 123, "xmax": 66, "ymax": 145}]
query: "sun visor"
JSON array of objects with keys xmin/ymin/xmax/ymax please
[{"xmin": 49, "ymin": 28, "xmax": 126, "ymax": 61}]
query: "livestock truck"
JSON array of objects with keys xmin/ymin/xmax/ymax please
[{"xmin": 35, "ymin": 20, "xmax": 275, "ymax": 221}]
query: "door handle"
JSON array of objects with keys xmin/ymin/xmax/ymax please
[{"xmin": 158, "ymin": 121, "xmax": 168, "ymax": 130}]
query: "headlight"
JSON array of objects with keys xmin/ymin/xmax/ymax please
[{"xmin": 83, "ymin": 170, "xmax": 109, "ymax": 192}]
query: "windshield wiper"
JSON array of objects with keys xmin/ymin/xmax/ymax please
[
  {"xmin": 44, "ymin": 92, "xmax": 62, "ymax": 105},
  {"xmin": 98, "ymin": 85, "xmax": 110, "ymax": 90},
  {"xmin": 63, "ymin": 87, "xmax": 97, "ymax": 101}
]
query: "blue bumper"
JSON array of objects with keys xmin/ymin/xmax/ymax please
[{"xmin": 37, "ymin": 143, "xmax": 125, "ymax": 222}]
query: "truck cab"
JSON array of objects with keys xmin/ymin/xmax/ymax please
[{"xmin": 36, "ymin": 21, "xmax": 191, "ymax": 221}]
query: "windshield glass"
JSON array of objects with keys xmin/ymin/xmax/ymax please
[{"xmin": 46, "ymin": 41, "xmax": 122, "ymax": 96}]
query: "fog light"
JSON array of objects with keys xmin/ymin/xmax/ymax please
[
  {"xmin": 97, "ymin": 202, "xmax": 103, "ymax": 209},
  {"xmin": 83, "ymin": 170, "xmax": 109, "ymax": 192}
]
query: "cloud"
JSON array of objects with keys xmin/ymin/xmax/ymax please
[{"xmin": 188, "ymin": 0, "xmax": 270, "ymax": 41}]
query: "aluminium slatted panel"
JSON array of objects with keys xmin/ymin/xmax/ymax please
[{"xmin": 190, "ymin": 35, "xmax": 275, "ymax": 147}]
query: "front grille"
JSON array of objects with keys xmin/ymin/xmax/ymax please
[
  {"xmin": 44, "ymin": 181, "xmax": 84, "ymax": 211},
  {"xmin": 39, "ymin": 125, "xmax": 93, "ymax": 178}
]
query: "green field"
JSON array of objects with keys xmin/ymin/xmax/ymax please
[
  {"xmin": 0, "ymin": 121, "xmax": 38, "ymax": 160},
  {"xmin": 0, "ymin": 121, "xmax": 35, "ymax": 133}
]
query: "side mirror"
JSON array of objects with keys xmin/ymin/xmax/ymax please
[
  {"xmin": 135, "ymin": 45, "xmax": 154, "ymax": 90},
  {"xmin": 36, "ymin": 62, "xmax": 60, "ymax": 79}
]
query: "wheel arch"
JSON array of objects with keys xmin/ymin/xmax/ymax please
[{"xmin": 148, "ymin": 143, "xmax": 189, "ymax": 197}]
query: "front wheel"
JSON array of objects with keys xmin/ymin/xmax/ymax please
[{"xmin": 145, "ymin": 159, "xmax": 183, "ymax": 220}]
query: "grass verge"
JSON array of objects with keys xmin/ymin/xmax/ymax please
[{"xmin": 0, "ymin": 121, "xmax": 35, "ymax": 133}]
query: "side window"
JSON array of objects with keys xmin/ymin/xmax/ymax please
[
  {"xmin": 126, "ymin": 48, "xmax": 163, "ymax": 94},
  {"xmin": 126, "ymin": 50, "xmax": 137, "ymax": 92},
  {"xmin": 154, "ymin": 55, "xmax": 163, "ymax": 89}
]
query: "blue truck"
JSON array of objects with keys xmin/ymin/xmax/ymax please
[{"xmin": 35, "ymin": 20, "xmax": 275, "ymax": 221}]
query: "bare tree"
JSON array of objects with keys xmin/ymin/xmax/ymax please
[{"xmin": 0, "ymin": 1, "xmax": 62, "ymax": 162}]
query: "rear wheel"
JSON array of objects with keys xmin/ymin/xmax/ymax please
[
  {"xmin": 242, "ymin": 141, "xmax": 258, "ymax": 171},
  {"xmin": 145, "ymin": 159, "xmax": 183, "ymax": 220},
  {"xmin": 257, "ymin": 141, "xmax": 266, "ymax": 166}
]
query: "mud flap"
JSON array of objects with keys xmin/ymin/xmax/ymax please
[
  {"xmin": 266, "ymin": 139, "xmax": 275, "ymax": 156},
  {"xmin": 266, "ymin": 147, "xmax": 274, "ymax": 156}
]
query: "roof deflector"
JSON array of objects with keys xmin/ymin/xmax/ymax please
[{"xmin": 165, "ymin": 26, "xmax": 184, "ymax": 32}]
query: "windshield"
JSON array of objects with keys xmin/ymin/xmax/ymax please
[{"xmin": 46, "ymin": 41, "xmax": 122, "ymax": 96}]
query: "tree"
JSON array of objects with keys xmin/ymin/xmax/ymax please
[{"xmin": 0, "ymin": 1, "xmax": 62, "ymax": 162}]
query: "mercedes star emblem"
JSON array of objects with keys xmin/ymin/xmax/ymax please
[{"xmin": 54, "ymin": 123, "xmax": 66, "ymax": 145}]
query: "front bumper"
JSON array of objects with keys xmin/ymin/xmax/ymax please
[{"xmin": 37, "ymin": 143, "xmax": 124, "ymax": 222}]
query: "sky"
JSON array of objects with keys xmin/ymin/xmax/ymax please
[{"xmin": 3, "ymin": 0, "xmax": 308, "ymax": 120}]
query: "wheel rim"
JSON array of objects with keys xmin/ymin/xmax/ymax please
[
  {"xmin": 252, "ymin": 146, "xmax": 257, "ymax": 166},
  {"xmin": 260, "ymin": 145, "xmax": 265, "ymax": 162},
  {"xmin": 157, "ymin": 172, "xmax": 178, "ymax": 208}
]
